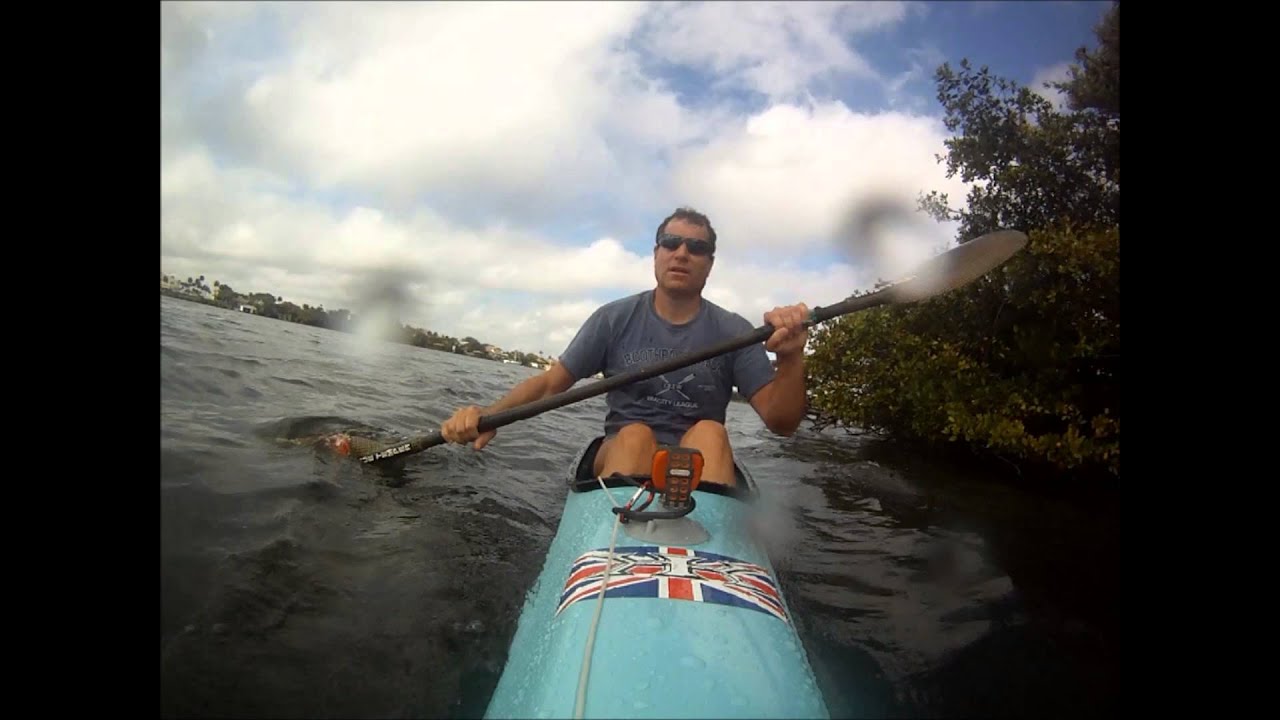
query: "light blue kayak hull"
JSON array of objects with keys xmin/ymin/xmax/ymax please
[{"xmin": 484, "ymin": 437, "xmax": 829, "ymax": 719}]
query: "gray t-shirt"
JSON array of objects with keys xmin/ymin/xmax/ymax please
[{"xmin": 558, "ymin": 290, "xmax": 776, "ymax": 445}]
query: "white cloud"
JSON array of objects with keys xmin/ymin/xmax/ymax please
[
  {"xmin": 160, "ymin": 2, "xmax": 254, "ymax": 78},
  {"xmin": 667, "ymin": 101, "xmax": 968, "ymax": 276},
  {"xmin": 457, "ymin": 299, "xmax": 604, "ymax": 357},
  {"xmin": 1031, "ymin": 62, "xmax": 1073, "ymax": 111},
  {"xmin": 161, "ymin": 1, "xmax": 978, "ymax": 359},
  {"xmin": 221, "ymin": 1, "xmax": 721, "ymax": 220},
  {"xmin": 885, "ymin": 45, "xmax": 948, "ymax": 111},
  {"xmin": 634, "ymin": 1, "xmax": 923, "ymax": 101}
]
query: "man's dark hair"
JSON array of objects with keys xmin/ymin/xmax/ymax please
[{"xmin": 655, "ymin": 206, "xmax": 717, "ymax": 248}]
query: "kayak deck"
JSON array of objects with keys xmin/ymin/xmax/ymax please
[
  {"xmin": 484, "ymin": 438, "xmax": 830, "ymax": 719},
  {"xmin": 564, "ymin": 435, "xmax": 760, "ymax": 500}
]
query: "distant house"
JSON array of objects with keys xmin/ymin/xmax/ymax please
[
  {"xmin": 239, "ymin": 304, "xmax": 257, "ymax": 314},
  {"xmin": 160, "ymin": 274, "xmax": 212, "ymax": 299}
]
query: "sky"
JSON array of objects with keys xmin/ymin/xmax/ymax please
[{"xmin": 161, "ymin": 1, "xmax": 1111, "ymax": 358}]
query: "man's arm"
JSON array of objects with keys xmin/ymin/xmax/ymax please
[
  {"xmin": 483, "ymin": 362, "xmax": 576, "ymax": 415},
  {"xmin": 748, "ymin": 353, "xmax": 806, "ymax": 436},
  {"xmin": 746, "ymin": 302, "xmax": 810, "ymax": 436},
  {"xmin": 443, "ymin": 302, "xmax": 609, "ymax": 449},
  {"xmin": 441, "ymin": 363, "xmax": 577, "ymax": 448}
]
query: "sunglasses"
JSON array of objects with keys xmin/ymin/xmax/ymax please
[{"xmin": 656, "ymin": 233, "xmax": 715, "ymax": 256}]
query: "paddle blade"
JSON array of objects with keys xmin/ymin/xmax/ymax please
[
  {"xmin": 887, "ymin": 229, "xmax": 1028, "ymax": 303},
  {"xmin": 322, "ymin": 433, "xmax": 387, "ymax": 459}
]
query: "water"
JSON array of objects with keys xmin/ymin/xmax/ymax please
[{"xmin": 160, "ymin": 295, "xmax": 1119, "ymax": 718}]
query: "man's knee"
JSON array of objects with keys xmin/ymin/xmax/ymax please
[
  {"xmin": 678, "ymin": 420, "xmax": 734, "ymax": 485},
  {"xmin": 594, "ymin": 423, "xmax": 657, "ymax": 475},
  {"xmin": 615, "ymin": 423, "xmax": 658, "ymax": 445},
  {"xmin": 681, "ymin": 420, "xmax": 729, "ymax": 444}
]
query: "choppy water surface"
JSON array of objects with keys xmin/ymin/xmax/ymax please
[{"xmin": 160, "ymin": 296, "xmax": 1118, "ymax": 718}]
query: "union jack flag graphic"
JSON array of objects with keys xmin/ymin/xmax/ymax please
[{"xmin": 556, "ymin": 546, "xmax": 789, "ymax": 623}]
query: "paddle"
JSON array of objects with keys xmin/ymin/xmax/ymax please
[{"xmin": 338, "ymin": 229, "xmax": 1029, "ymax": 464}]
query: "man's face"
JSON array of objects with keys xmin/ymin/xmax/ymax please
[{"xmin": 654, "ymin": 218, "xmax": 714, "ymax": 295}]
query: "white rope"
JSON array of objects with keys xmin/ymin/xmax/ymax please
[{"xmin": 573, "ymin": 477, "xmax": 637, "ymax": 719}]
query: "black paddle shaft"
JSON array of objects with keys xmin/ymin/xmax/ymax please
[
  {"xmin": 357, "ymin": 289, "xmax": 890, "ymax": 463},
  {"xmin": 355, "ymin": 228, "xmax": 1029, "ymax": 463}
]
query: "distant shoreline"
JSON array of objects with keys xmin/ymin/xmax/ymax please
[{"xmin": 161, "ymin": 288, "xmax": 555, "ymax": 369}]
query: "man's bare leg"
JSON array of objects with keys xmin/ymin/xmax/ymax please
[
  {"xmin": 593, "ymin": 423, "xmax": 658, "ymax": 478},
  {"xmin": 679, "ymin": 420, "xmax": 735, "ymax": 486},
  {"xmin": 593, "ymin": 421, "xmax": 734, "ymax": 487}
]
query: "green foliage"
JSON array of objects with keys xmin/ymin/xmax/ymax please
[
  {"xmin": 807, "ymin": 3, "xmax": 1120, "ymax": 480},
  {"xmin": 920, "ymin": 3, "xmax": 1118, "ymax": 243},
  {"xmin": 214, "ymin": 283, "xmax": 239, "ymax": 305},
  {"xmin": 808, "ymin": 224, "xmax": 1118, "ymax": 476},
  {"xmin": 1053, "ymin": 4, "xmax": 1119, "ymax": 119}
]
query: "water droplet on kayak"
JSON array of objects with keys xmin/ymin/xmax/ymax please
[{"xmin": 634, "ymin": 700, "xmax": 650, "ymax": 711}]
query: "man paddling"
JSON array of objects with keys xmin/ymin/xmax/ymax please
[{"xmin": 440, "ymin": 207, "xmax": 810, "ymax": 486}]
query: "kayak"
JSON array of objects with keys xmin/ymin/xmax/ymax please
[{"xmin": 483, "ymin": 436, "xmax": 830, "ymax": 719}]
